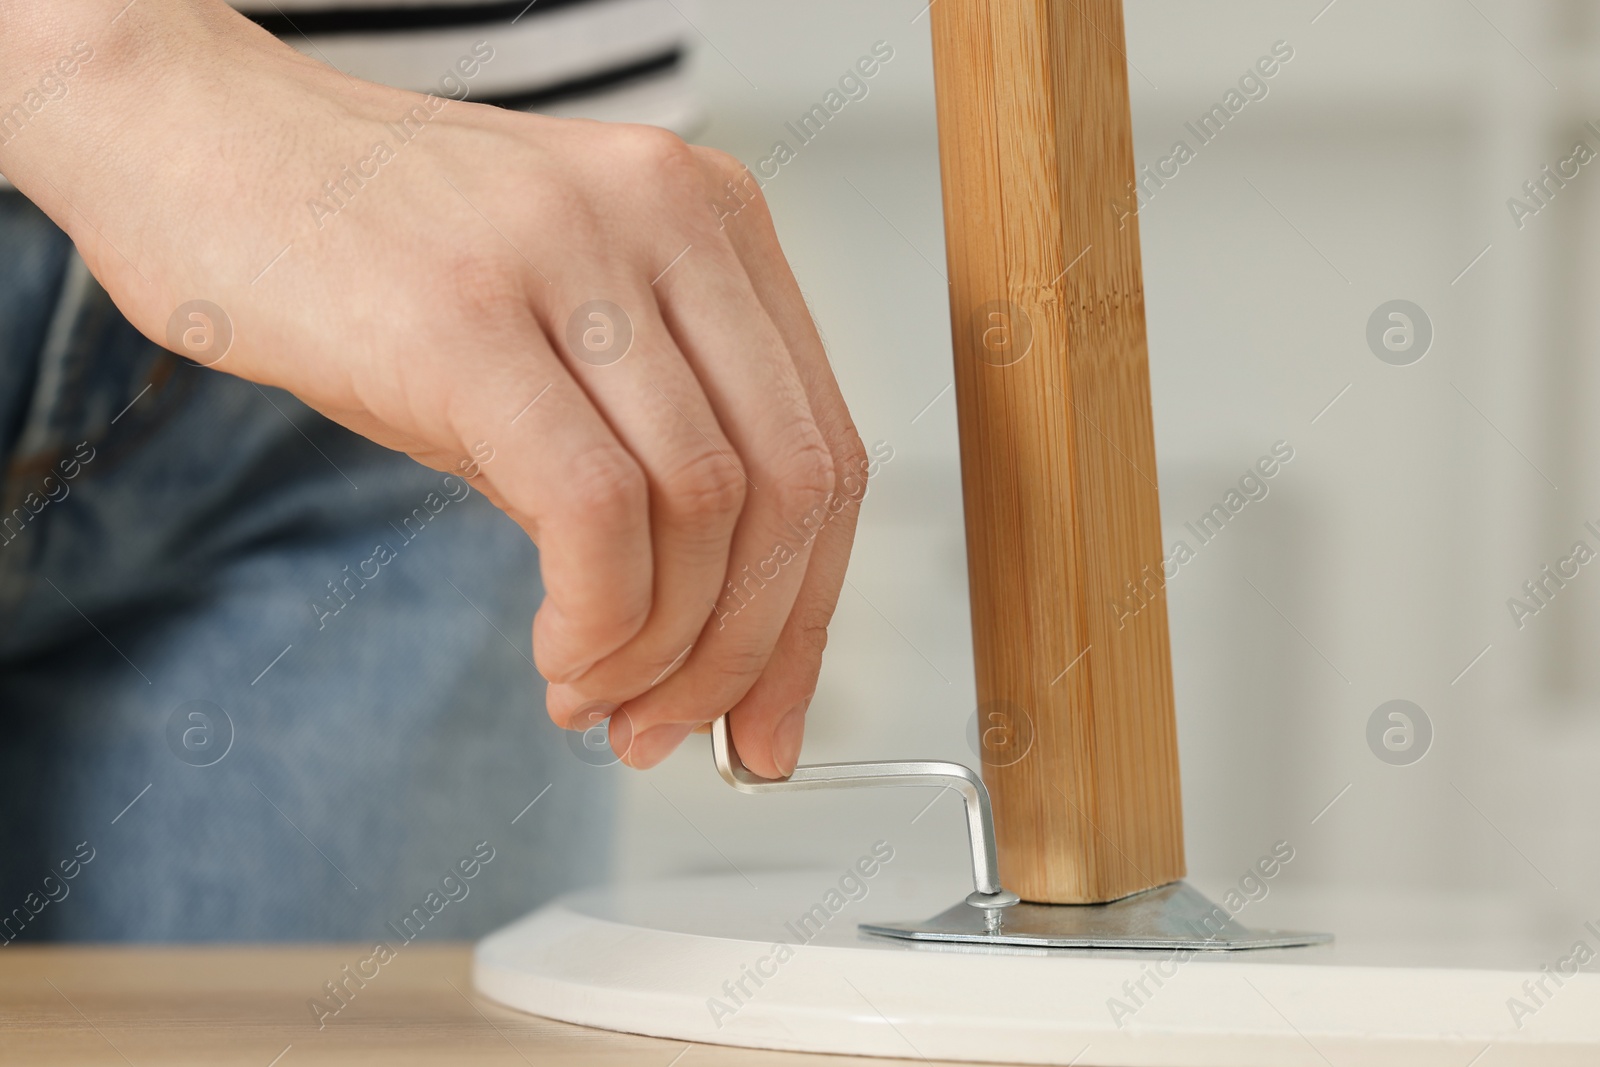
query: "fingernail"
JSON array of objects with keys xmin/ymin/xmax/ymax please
[
  {"xmin": 772, "ymin": 700, "xmax": 810, "ymax": 777},
  {"xmin": 606, "ymin": 709, "xmax": 636, "ymax": 758},
  {"xmin": 624, "ymin": 722, "xmax": 696, "ymax": 769}
]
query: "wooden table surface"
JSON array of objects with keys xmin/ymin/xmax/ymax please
[{"xmin": 3, "ymin": 944, "xmax": 983, "ymax": 1066}]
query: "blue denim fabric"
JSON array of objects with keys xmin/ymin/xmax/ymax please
[{"xmin": 0, "ymin": 193, "xmax": 615, "ymax": 942}]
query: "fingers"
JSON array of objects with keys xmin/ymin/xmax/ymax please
[
  {"xmin": 595, "ymin": 150, "xmax": 870, "ymax": 771},
  {"xmin": 538, "ymin": 286, "xmax": 750, "ymax": 723},
  {"xmin": 599, "ymin": 211, "xmax": 838, "ymax": 771},
  {"xmin": 697, "ymin": 148, "xmax": 870, "ymax": 778},
  {"xmin": 514, "ymin": 130, "xmax": 864, "ymax": 777},
  {"xmin": 442, "ymin": 322, "xmax": 656, "ymax": 686}
]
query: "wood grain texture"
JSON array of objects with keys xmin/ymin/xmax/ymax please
[
  {"xmin": 0, "ymin": 944, "xmax": 984, "ymax": 1066},
  {"xmin": 928, "ymin": 0, "xmax": 1185, "ymax": 903}
]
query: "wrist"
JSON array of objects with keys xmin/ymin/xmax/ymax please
[
  {"xmin": 0, "ymin": 0, "xmax": 360, "ymax": 341},
  {"xmin": 0, "ymin": 1, "xmax": 286, "ymax": 220}
]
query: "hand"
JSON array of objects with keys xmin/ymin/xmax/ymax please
[{"xmin": 1, "ymin": 0, "xmax": 867, "ymax": 775}]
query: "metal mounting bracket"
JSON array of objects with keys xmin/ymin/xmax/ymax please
[{"xmin": 710, "ymin": 715, "xmax": 1331, "ymax": 950}]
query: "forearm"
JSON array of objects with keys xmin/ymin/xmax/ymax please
[
  {"xmin": 0, "ymin": 0, "xmax": 411, "ymax": 359},
  {"xmin": 0, "ymin": 2, "xmax": 326, "ymax": 250}
]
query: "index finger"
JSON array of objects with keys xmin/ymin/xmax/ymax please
[{"xmin": 447, "ymin": 328, "xmax": 655, "ymax": 685}]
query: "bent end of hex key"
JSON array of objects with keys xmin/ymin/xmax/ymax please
[{"xmin": 709, "ymin": 714, "xmax": 1020, "ymax": 909}]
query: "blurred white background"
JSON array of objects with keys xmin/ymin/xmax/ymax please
[{"xmin": 603, "ymin": 0, "xmax": 1600, "ymax": 934}]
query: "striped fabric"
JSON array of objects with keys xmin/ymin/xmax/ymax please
[
  {"xmin": 0, "ymin": 0, "xmax": 695, "ymax": 191},
  {"xmin": 233, "ymin": 0, "xmax": 697, "ymax": 131},
  {"xmin": 234, "ymin": 0, "xmax": 699, "ymax": 131}
]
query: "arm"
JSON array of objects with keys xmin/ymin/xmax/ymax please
[{"xmin": 0, "ymin": 0, "xmax": 866, "ymax": 776}]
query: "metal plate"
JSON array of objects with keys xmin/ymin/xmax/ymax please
[{"xmin": 860, "ymin": 881, "xmax": 1332, "ymax": 950}]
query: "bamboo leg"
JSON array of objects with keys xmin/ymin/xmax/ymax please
[{"xmin": 929, "ymin": 0, "xmax": 1185, "ymax": 903}]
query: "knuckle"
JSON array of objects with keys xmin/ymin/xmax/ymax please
[
  {"xmin": 661, "ymin": 448, "xmax": 747, "ymax": 526},
  {"xmin": 831, "ymin": 429, "xmax": 872, "ymax": 503},
  {"xmin": 829, "ymin": 419, "xmax": 869, "ymax": 471},
  {"xmin": 789, "ymin": 604, "xmax": 836, "ymax": 661},
  {"xmin": 705, "ymin": 642, "xmax": 774, "ymax": 690},
  {"xmin": 617, "ymin": 124, "xmax": 697, "ymax": 182},
  {"xmin": 696, "ymin": 146, "xmax": 756, "ymax": 190},
  {"xmin": 769, "ymin": 435, "xmax": 836, "ymax": 517},
  {"xmin": 693, "ymin": 145, "xmax": 741, "ymax": 176},
  {"xmin": 562, "ymin": 445, "xmax": 648, "ymax": 524},
  {"xmin": 439, "ymin": 250, "xmax": 534, "ymax": 326}
]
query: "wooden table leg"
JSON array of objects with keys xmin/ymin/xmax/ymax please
[{"xmin": 929, "ymin": 0, "xmax": 1185, "ymax": 904}]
